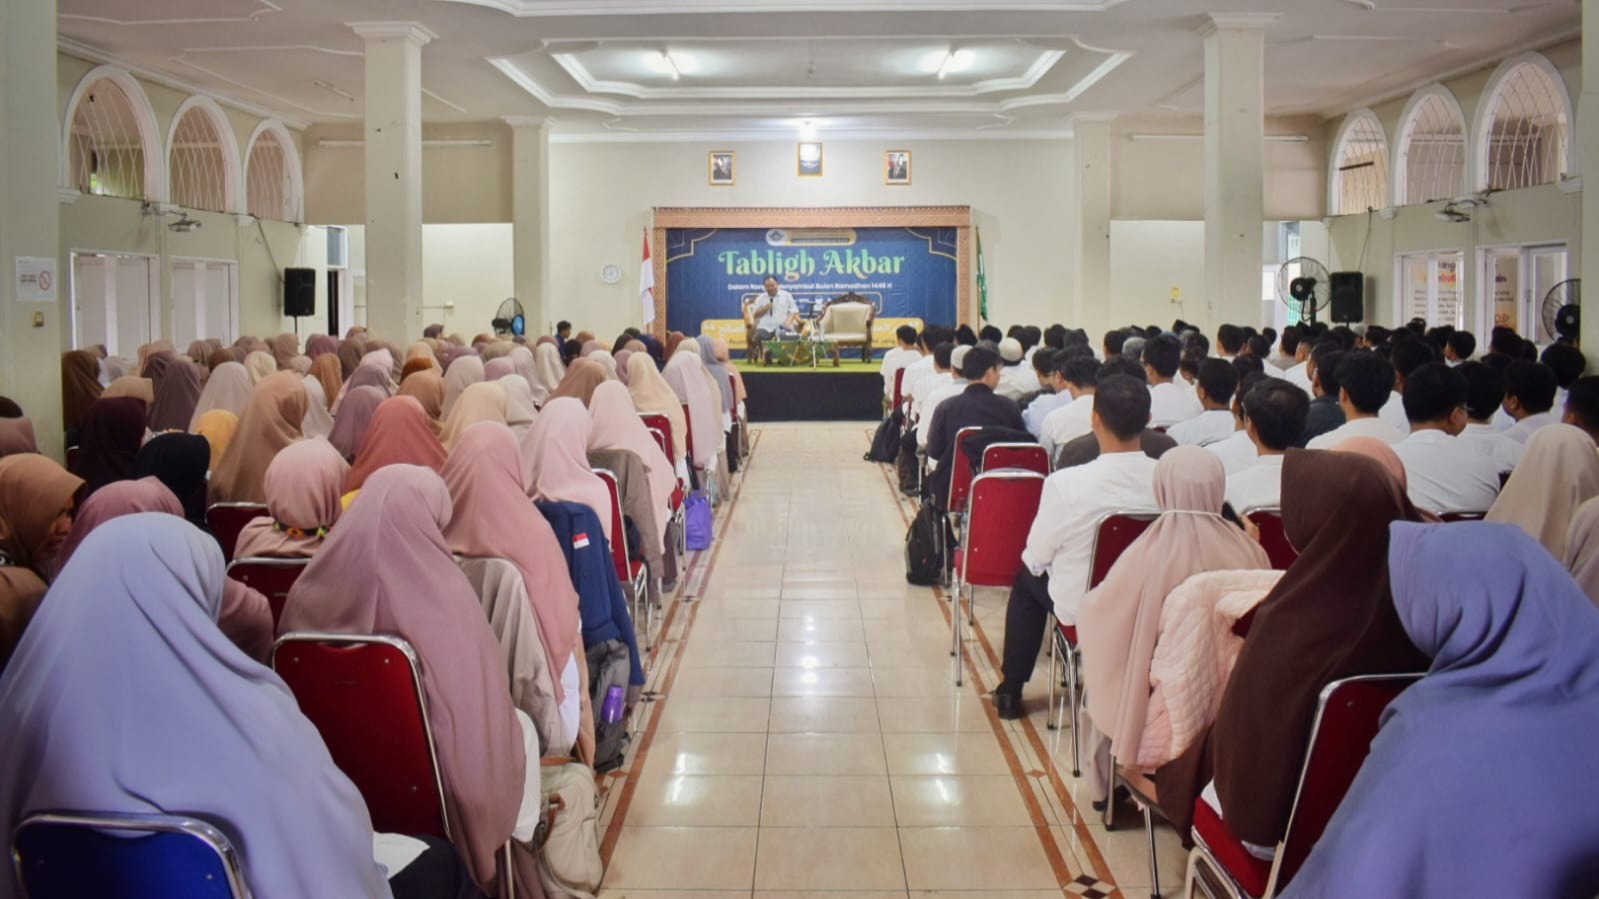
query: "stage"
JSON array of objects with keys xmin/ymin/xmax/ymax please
[{"xmin": 737, "ymin": 361, "xmax": 884, "ymax": 422}]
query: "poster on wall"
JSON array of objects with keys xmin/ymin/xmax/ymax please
[{"xmin": 665, "ymin": 226, "xmax": 957, "ymax": 356}]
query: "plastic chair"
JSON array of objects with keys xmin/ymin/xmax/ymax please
[
  {"xmin": 204, "ymin": 503, "xmax": 267, "ymax": 563},
  {"xmin": 1049, "ymin": 512, "xmax": 1157, "ymax": 776},
  {"xmin": 594, "ymin": 468, "xmax": 652, "ymax": 648},
  {"xmin": 948, "ymin": 470, "xmax": 1045, "ymax": 687},
  {"xmin": 980, "ymin": 442, "xmax": 1050, "ymax": 476},
  {"xmin": 1186, "ymin": 673, "xmax": 1421, "ymax": 899},
  {"xmin": 639, "ymin": 414, "xmax": 675, "ymax": 466},
  {"xmin": 1242, "ymin": 508, "xmax": 1298, "ymax": 571},
  {"xmin": 944, "ymin": 426, "xmax": 984, "ymax": 518},
  {"xmin": 11, "ymin": 811, "xmax": 249, "ymax": 899},
  {"xmin": 225, "ymin": 557, "xmax": 309, "ymax": 627}
]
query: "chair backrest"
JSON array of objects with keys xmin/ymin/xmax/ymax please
[
  {"xmin": 1438, "ymin": 510, "xmax": 1487, "ymax": 523},
  {"xmin": 946, "ymin": 426, "xmax": 984, "ymax": 514},
  {"xmin": 961, "ymin": 471, "xmax": 1046, "ymax": 588},
  {"xmin": 225, "ymin": 557, "xmax": 310, "ymax": 627},
  {"xmin": 1087, "ymin": 512, "xmax": 1158, "ymax": 589},
  {"xmin": 1244, "ymin": 508, "xmax": 1298, "ymax": 571},
  {"xmin": 892, "ymin": 368, "xmax": 906, "ymax": 409},
  {"xmin": 271, "ymin": 633, "xmax": 450, "ymax": 839},
  {"xmin": 823, "ymin": 303, "xmax": 871, "ymax": 335},
  {"xmin": 592, "ymin": 468, "xmax": 630, "ymax": 582},
  {"xmin": 1272, "ymin": 673, "xmax": 1422, "ymax": 893},
  {"xmin": 980, "ymin": 442, "xmax": 1050, "ymax": 476},
  {"xmin": 12, "ymin": 811, "xmax": 248, "ymax": 899},
  {"xmin": 681, "ymin": 403, "xmax": 695, "ymax": 462},
  {"xmin": 204, "ymin": 503, "xmax": 268, "ymax": 563},
  {"xmin": 645, "ymin": 425, "xmax": 669, "ymax": 458},
  {"xmin": 640, "ymin": 413, "xmax": 675, "ymax": 462}
]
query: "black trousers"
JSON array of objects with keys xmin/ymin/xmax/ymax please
[
  {"xmin": 387, "ymin": 835, "xmax": 472, "ymax": 899},
  {"xmin": 996, "ymin": 567, "xmax": 1052, "ymax": 697}
]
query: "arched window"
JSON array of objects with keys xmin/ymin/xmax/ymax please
[
  {"xmin": 245, "ymin": 122, "xmax": 304, "ymax": 222},
  {"xmin": 64, "ymin": 71, "xmax": 161, "ymax": 201},
  {"xmin": 1394, "ymin": 87, "xmax": 1467, "ymax": 206},
  {"xmin": 1476, "ymin": 55, "xmax": 1572, "ymax": 191},
  {"xmin": 1330, "ymin": 110, "xmax": 1389, "ymax": 216},
  {"xmin": 167, "ymin": 99, "xmax": 240, "ymax": 213}
]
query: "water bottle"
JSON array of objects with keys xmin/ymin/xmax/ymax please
[{"xmin": 601, "ymin": 685, "xmax": 625, "ymax": 724}]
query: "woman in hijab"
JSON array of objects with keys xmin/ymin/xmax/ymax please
[
  {"xmin": 405, "ymin": 341, "xmax": 440, "ymax": 372},
  {"xmin": 507, "ymin": 346, "xmax": 543, "ymax": 404},
  {"xmin": 588, "ymin": 350, "xmax": 619, "ymax": 381},
  {"xmin": 0, "ymin": 418, "xmax": 36, "ymax": 458},
  {"xmin": 243, "ymin": 350, "xmax": 277, "ymax": 385},
  {"xmin": 1281, "ymin": 522, "xmax": 1599, "ymax": 898},
  {"xmin": 305, "ymin": 333, "xmax": 339, "ymax": 359},
  {"xmin": 148, "ymin": 358, "xmax": 203, "ymax": 433},
  {"xmin": 484, "ymin": 357, "xmax": 516, "ymax": 381},
  {"xmin": 300, "ymin": 377, "xmax": 336, "ymax": 440},
  {"xmin": 1565, "ymin": 497, "xmax": 1599, "ymax": 608},
  {"xmin": 614, "ymin": 349, "xmax": 635, "ymax": 385},
  {"xmin": 329, "ymin": 385, "xmax": 385, "ymax": 461},
  {"xmin": 627, "ymin": 352, "xmax": 688, "ymax": 471},
  {"xmin": 1210, "ymin": 449, "xmax": 1430, "ymax": 848},
  {"xmin": 344, "ymin": 396, "xmax": 447, "ymax": 494},
  {"xmin": 134, "ymin": 432, "xmax": 211, "ymax": 527},
  {"xmin": 518, "ymin": 397, "xmax": 611, "ymax": 543},
  {"xmin": 0, "ymin": 514, "xmax": 396, "ymax": 897},
  {"xmin": 208, "ymin": 371, "xmax": 307, "ymax": 505},
  {"xmin": 279, "ymin": 466, "xmax": 538, "ymax": 897},
  {"xmin": 1486, "ymin": 423, "xmax": 1599, "ymax": 560},
  {"xmin": 271, "ymin": 333, "xmax": 300, "ymax": 370},
  {"xmin": 442, "ymin": 354, "xmax": 486, "ymax": 417},
  {"xmin": 60, "ymin": 349, "xmax": 103, "ymax": 439},
  {"xmin": 531, "ymin": 342, "xmax": 565, "ymax": 402},
  {"xmin": 334, "ymin": 363, "xmax": 394, "ymax": 414},
  {"xmin": 69, "ymin": 396, "xmax": 147, "ymax": 496},
  {"xmin": 712, "ymin": 337, "xmax": 747, "ymax": 408},
  {"xmin": 663, "ymin": 331, "xmax": 687, "ymax": 360},
  {"xmin": 589, "ymin": 382, "xmax": 673, "ymax": 551},
  {"xmin": 234, "ymin": 439, "xmax": 348, "ymax": 560},
  {"xmin": 336, "ymin": 337, "xmax": 366, "ymax": 379},
  {"xmin": 444, "ymin": 422, "xmax": 584, "ymax": 755},
  {"xmin": 102, "ymin": 374, "xmax": 154, "ymax": 405},
  {"xmin": 1076, "ymin": 447, "xmax": 1271, "ymax": 803},
  {"xmin": 0, "ymin": 454, "xmax": 82, "ymax": 674},
  {"xmin": 207, "ymin": 347, "xmax": 235, "ymax": 372},
  {"xmin": 185, "ymin": 340, "xmax": 211, "ymax": 365},
  {"xmin": 189, "ymin": 361, "xmax": 254, "ymax": 429},
  {"xmin": 697, "ymin": 335, "xmax": 736, "ymax": 415},
  {"xmin": 308, "ymin": 354, "xmax": 343, "ymax": 409},
  {"xmin": 194, "ymin": 410, "xmax": 238, "ymax": 473},
  {"xmin": 438, "ymin": 382, "xmax": 508, "ymax": 452},
  {"xmin": 139, "ymin": 347, "xmax": 174, "ymax": 381},
  {"xmin": 398, "ymin": 369, "xmax": 447, "ymax": 433},
  {"xmin": 497, "ymin": 376, "xmax": 538, "ymax": 439},
  {"xmin": 664, "ymin": 344, "xmax": 720, "ymax": 475},
  {"xmin": 549, "ymin": 358, "xmax": 607, "ymax": 407}
]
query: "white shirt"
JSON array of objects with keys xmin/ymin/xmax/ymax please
[
  {"xmin": 996, "ymin": 364, "xmax": 1037, "ymax": 402},
  {"xmin": 1503, "ymin": 410, "xmax": 1559, "ymax": 445},
  {"xmin": 1166, "ymin": 409, "xmax": 1237, "ymax": 447},
  {"xmin": 1023, "ymin": 451, "xmax": 1160, "ymax": 623},
  {"xmin": 1391, "ymin": 429, "xmax": 1502, "ymax": 515},
  {"xmin": 1458, "ymin": 422, "xmax": 1523, "ymax": 473},
  {"xmin": 1205, "ymin": 429, "xmax": 1260, "ymax": 475},
  {"xmin": 917, "ymin": 377, "xmax": 969, "ymax": 448},
  {"xmin": 1225, "ymin": 454, "xmax": 1285, "ymax": 513},
  {"xmin": 1024, "ymin": 390, "xmax": 1071, "ymax": 438},
  {"xmin": 1149, "ymin": 381, "xmax": 1203, "ymax": 427},
  {"xmin": 880, "ymin": 347, "xmax": 921, "ymax": 397},
  {"xmin": 911, "ymin": 371, "xmax": 956, "ymax": 423},
  {"xmin": 1305, "ymin": 417, "xmax": 1408, "ymax": 450},
  {"xmin": 1040, "ymin": 394, "xmax": 1094, "ymax": 461},
  {"xmin": 753, "ymin": 289, "xmax": 798, "ymax": 331},
  {"xmin": 900, "ymin": 355, "xmax": 937, "ymax": 414},
  {"xmin": 1378, "ymin": 391, "xmax": 1409, "ymax": 434},
  {"xmin": 1284, "ymin": 361, "xmax": 1314, "ymax": 396}
]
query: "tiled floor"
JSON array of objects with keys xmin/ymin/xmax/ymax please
[{"xmin": 597, "ymin": 423, "xmax": 1188, "ymax": 899}]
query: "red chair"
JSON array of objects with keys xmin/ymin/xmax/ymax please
[
  {"xmin": 1244, "ymin": 508, "xmax": 1298, "ymax": 570},
  {"xmin": 892, "ymin": 367, "xmax": 907, "ymax": 411},
  {"xmin": 1187, "ymin": 673, "xmax": 1421, "ymax": 899},
  {"xmin": 945, "ymin": 426, "xmax": 984, "ymax": 517},
  {"xmin": 949, "ymin": 470, "xmax": 1045, "ymax": 687},
  {"xmin": 225, "ymin": 557, "xmax": 309, "ymax": 627},
  {"xmin": 681, "ymin": 403, "xmax": 696, "ymax": 468},
  {"xmin": 980, "ymin": 442, "xmax": 1050, "ymax": 476},
  {"xmin": 205, "ymin": 503, "xmax": 268, "ymax": 563},
  {"xmin": 639, "ymin": 414, "xmax": 675, "ymax": 466},
  {"xmin": 594, "ymin": 468, "xmax": 652, "ymax": 646},
  {"xmin": 1049, "ymin": 512, "xmax": 1157, "ymax": 776},
  {"xmin": 1439, "ymin": 510, "xmax": 1487, "ymax": 523}
]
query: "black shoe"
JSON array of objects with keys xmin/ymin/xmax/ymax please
[
  {"xmin": 1091, "ymin": 785, "xmax": 1132, "ymax": 812},
  {"xmin": 992, "ymin": 691, "xmax": 1024, "ymax": 720}
]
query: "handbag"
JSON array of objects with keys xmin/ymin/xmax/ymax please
[
  {"xmin": 684, "ymin": 490, "xmax": 713, "ymax": 551},
  {"xmin": 534, "ymin": 760, "xmax": 602, "ymax": 899}
]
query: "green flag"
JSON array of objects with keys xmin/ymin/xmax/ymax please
[{"xmin": 976, "ymin": 226, "xmax": 989, "ymax": 323}]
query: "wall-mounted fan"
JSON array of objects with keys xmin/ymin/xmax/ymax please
[
  {"xmin": 1277, "ymin": 257, "xmax": 1331, "ymax": 324},
  {"xmin": 1540, "ymin": 279, "xmax": 1580, "ymax": 345},
  {"xmin": 492, "ymin": 297, "xmax": 525, "ymax": 337}
]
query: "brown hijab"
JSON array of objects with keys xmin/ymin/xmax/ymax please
[
  {"xmin": 549, "ymin": 358, "xmax": 607, "ymax": 407},
  {"xmin": 207, "ymin": 372, "xmax": 308, "ymax": 505},
  {"xmin": 397, "ymin": 370, "xmax": 447, "ymax": 433},
  {"xmin": 344, "ymin": 396, "xmax": 447, "ymax": 493},
  {"xmin": 308, "ymin": 355, "xmax": 343, "ymax": 410},
  {"xmin": 336, "ymin": 338, "xmax": 366, "ymax": 379},
  {"xmin": 0, "ymin": 454, "xmax": 84, "ymax": 673},
  {"xmin": 60, "ymin": 350, "xmax": 103, "ymax": 434},
  {"xmin": 1211, "ymin": 449, "xmax": 1429, "ymax": 845},
  {"xmin": 271, "ymin": 333, "xmax": 299, "ymax": 370}
]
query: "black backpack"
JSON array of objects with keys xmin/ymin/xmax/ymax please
[
  {"xmin": 896, "ymin": 428, "xmax": 921, "ymax": 495},
  {"xmin": 865, "ymin": 409, "xmax": 902, "ymax": 463},
  {"xmin": 587, "ymin": 639, "xmax": 633, "ymax": 773},
  {"xmin": 904, "ymin": 501, "xmax": 950, "ymax": 586}
]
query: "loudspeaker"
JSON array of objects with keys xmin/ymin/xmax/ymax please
[
  {"xmin": 1330, "ymin": 271, "xmax": 1364, "ymax": 323},
  {"xmin": 284, "ymin": 267, "xmax": 316, "ymax": 318}
]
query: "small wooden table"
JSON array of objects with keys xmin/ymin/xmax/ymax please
[{"xmin": 763, "ymin": 338, "xmax": 839, "ymax": 368}]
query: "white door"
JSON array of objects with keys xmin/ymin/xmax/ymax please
[
  {"xmin": 1478, "ymin": 244, "xmax": 1567, "ymax": 341},
  {"xmin": 1395, "ymin": 251, "xmax": 1464, "ymax": 329},
  {"xmin": 170, "ymin": 258, "xmax": 239, "ymax": 346},
  {"xmin": 71, "ymin": 252, "xmax": 156, "ymax": 356}
]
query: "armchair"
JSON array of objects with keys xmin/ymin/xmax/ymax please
[{"xmin": 818, "ymin": 295, "xmax": 874, "ymax": 363}]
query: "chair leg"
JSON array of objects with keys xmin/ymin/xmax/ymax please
[
  {"xmin": 1102, "ymin": 767, "xmax": 1117, "ymax": 830},
  {"xmin": 953, "ymin": 585, "xmax": 964, "ymax": 687},
  {"xmin": 1068, "ymin": 645, "xmax": 1082, "ymax": 778},
  {"xmin": 1144, "ymin": 803, "xmax": 1162, "ymax": 899},
  {"xmin": 1046, "ymin": 628, "xmax": 1059, "ymax": 731}
]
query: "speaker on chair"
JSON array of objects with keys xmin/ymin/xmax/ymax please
[
  {"xmin": 1329, "ymin": 271, "xmax": 1364, "ymax": 323},
  {"xmin": 284, "ymin": 267, "xmax": 316, "ymax": 318}
]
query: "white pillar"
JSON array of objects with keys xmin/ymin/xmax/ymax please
[
  {"xmin": 0, "ymin": 0, "xmax": 62, "ymax": 454},
  {"xmin": 506, "ymin": 116, "xmax": 551, "ymax": 336},
  {"xmin": 1200, "ymin": 13, "xmax": 1276, "ymax": 330},
  {"xmin": 1073, "ymin": 115, "xmax": 1114, "ymax": 333},
  {"xmin": 1581, "ymin": 0, "xmax": 1599, "ymax": 366},
  {"xmin": 350, "ymin": 21, "xmax": 435, "ymax": 344}
]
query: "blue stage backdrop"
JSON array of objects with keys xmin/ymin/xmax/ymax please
[{"xmin": 665, "ymin": 227, "xmax": 957, "ymax": 355}]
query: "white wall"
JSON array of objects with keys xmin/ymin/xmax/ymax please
[
  {"xmin": 1108, "ymin": 221, "xmax": 1208, "ymax": 333},
  {"xmin": 420, "ymin": 223, "xmax": 515, "ymax": 338}
]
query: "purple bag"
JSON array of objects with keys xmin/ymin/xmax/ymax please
[{"xmin": 685, "ymin": 490, "xmax": 713, "ymax": 551}]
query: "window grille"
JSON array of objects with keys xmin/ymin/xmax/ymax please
[
  {"xmin": 169, "ymin": 107, "xmax": 231, "ymax": 213},
  {"xmin": 1398, "ymin": 92, "xmax": 1466, "ymax": 205},
  {"xmin": 67, "ymin": 79, "xmax": 149, "ymax": 200},
  {"xmin": 1333, "ymin": 113, "xmax": 1389, "ymax": 215},
  {"xmin": 246, "ymin": 128, "xmax": 296, "ymax": 222},
  {"xmin": 1482, "ymin": 62, "xmax": 1570, "ymax": 191}
]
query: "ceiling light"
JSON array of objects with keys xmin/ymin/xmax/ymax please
[
  {"xmin": 935, "ymin": 48, "xmax": 971, "ymax": 80},
  {"xmin": 799, "ymin": 120, "xmax": 817, "ymax": 140},
  {"xmin": 647, "ymin": 49, "xmax": 693, "ymax": 80}
]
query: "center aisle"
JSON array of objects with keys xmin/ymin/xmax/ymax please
[{"xmin": 596, "ymin": 422, "xmax": 1184, "ymax": 898}]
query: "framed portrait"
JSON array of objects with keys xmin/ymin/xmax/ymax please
[
  {"xmin": 885, "ymin": 150, "xmax": 911, "ymax": 185},
  {"xmin": 797, "ymin": 141, "xmax": 823, "ymax": 177},
  {"xmin": 708, "ymin": 150, "xmax": 735, "ymax": 186}
]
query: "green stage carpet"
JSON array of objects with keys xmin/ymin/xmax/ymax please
[{"xmin": 733, "ymin": 360, "xmax": 881, "ymax": 375}]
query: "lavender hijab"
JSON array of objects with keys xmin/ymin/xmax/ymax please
[
  {"xmin": 1281, "ymin": 521, "xmax": 1599, "ymax": 899},
  {"xmin": 0, "ymin": 514, "xmax": 389, "ymax": 898}
]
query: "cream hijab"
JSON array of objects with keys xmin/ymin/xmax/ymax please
[
  {"xmin": 1563, "ymin": 496, "xmax": 1599, "ymax": 608},
  {"xmin": 625, "ymin": 353, "xmax": 687, "ymax": 466},
  {"xmin": 531, "ymin": 343, "xmax": 564, "ymax": 402},
  {"xmin": 438, "ymin": 381, "xmax": 508, "ymax": 452},
  {"xmin": 1486, "ymin": 424, "xmax": 1599, "ymax": 559}
]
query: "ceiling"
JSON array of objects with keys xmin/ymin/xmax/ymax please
[{"xmin": 57, "ymin": 0, "xmax": 1580, "ymax": 138}]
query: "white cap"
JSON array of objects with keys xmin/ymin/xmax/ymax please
[{"xmin": 999, "ymin": 337, "xmax": 1025, "ymax": 363}]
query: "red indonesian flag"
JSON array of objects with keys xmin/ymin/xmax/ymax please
[{"xmin": 639, "ymin": 231, "xmax": 656, "ymax": 325}]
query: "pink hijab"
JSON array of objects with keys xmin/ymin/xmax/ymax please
[
  {"xmin": 278, "ymin": 465, "xmax": 524, "ymax": 895},
  {"xmin": 484, "ymin": 357, "xmax": 516, "ymax": 381},
  {"xmin": 589, "ymin": 382, "xmax": 673, "ymax": 551},
  {"xmin": 443, "ymin": 355, "xmax": 486, "ymax": 417},
  {"xmin": 663, "ymin": 349, "xmax": 718, "ymax": 467},
  {"xmin": 344, "ymin": 396, "xmax": 447, "ymax": 493},
  {"xmin": 438, "ymin": 381, "xmax": 508, "ymax": 452},
  {"xmin": 518, "ymin": 397, "xmax": 611, "ymax": 543},
  {"xmin": 1078, "ymin": 446, "xmax": 1270, "ymax": 760},
  {"xmin": 443, "ymin": 422, "xmax": 581, "ymax": 698},
  {"xmin": 233, "ymin": 438, "xmax": 349, "ymax": 559}
]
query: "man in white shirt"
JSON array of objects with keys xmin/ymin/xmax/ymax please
[
  {"xmin": 996, "ymin": 337, "xmax": 1038, "ymax": 401},
  {"xmin": 1143, "ymin": 334, "xmax": 1202, "ymax": 428},
  {"xmin": 1168, "ymin": 359, "xmax": 1240, "ymax": 446},
  {"xmin": 918, "ymin": 345, "xmax": 968, "ymax": 449},
  {"xmin": 749, "ymin": 276, "xmax": 800, "ymax": 340},
  {"xmin": 899, "ymin": 326, "xmax": 947, "ymax": 417},
  {"xmin": 1267, "ymin": 325, "xmax": 1302, "ymax": 372},
  {"xmin": 1456, "ymin": 360, "xmax": 1523, "ymax": 474},
  {"xmin": 1443, "ymin": 330, "xmax": 1476, "ymax": 366},
  {"xmin": 1501, "ymin": 360, "xmax": 1561, "ymax": 445},
  {"xmin": 1391, "ymin": 362, "xmax": 1502, "ymax": 514},
  {"xmin": 1379, "ymin": 339, "xmax": 1437, "ymax": 435},
  {"xmin": 994, "ymin": 374, "xmax": 1160, "ymax": 719},
  {"xmin": 879, "ymin": 324, "xmax": 921, "ymax": 400},
  {"xmin": 1038, "ymin": 354, "xmax": 1103, "ymax": 460},
  {"xmin": 1215, "ymin": 324, "xmax": 1244, "ymax": 361},
  {"xmin": 1563, "ymin": 375, "xmax": 1599, "ymax": 447},
  {"xmin": 909, "ymin": 341, "xmax": 956, "ymax": 427},
  {"xmin": 1225, "ymin": 378, "xmax": 1309, "ymax": 512},
  {"xmin": 1023, "ymin": 350, "xmax": 1071, "ymax": 437},
  {"xmin": 1307, "ymin": 351, "xmax": 1408, "ymax": 449}
]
